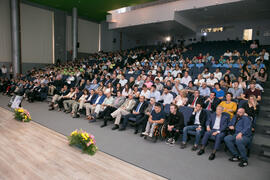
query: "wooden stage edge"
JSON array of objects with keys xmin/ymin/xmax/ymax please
[{"xmin": 0, "ymin": 107, "xmax": 167, "ymax": 180}]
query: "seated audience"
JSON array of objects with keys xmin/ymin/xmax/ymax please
[
  {"xmin": 224, "ymin": 108, "xmax": 252, "ymax": 167},
  {"xmin": 111, "ymin": 94, "xmax": 136, "ymax": 130},
  {"xmin": 164, "ymin": 104, "xmax": 184, "ymax": 146},
  {"xmin": 100, "ymin": 91, "xmax": 126, "ymax": 127},
  {"xmin": 120, "ymin": 96, "xmax": 148, "ymax": 132},
  {"xmin": 187, "ymin": 90, "xmax": 203, "ymax": 108},
  {"xmin": 181, "ymin": 103, "xmax": 207, "ymax": 151},
  {"xmin": 219, "ymin": 93, "xmax": 237, "ymax": 119},
  {"xmin": 197, "ymin": 106, "xmax": 229, "ymax": 160},
  {"xmin": 241, "ymin": 81, "xmax": 261, "ymax": 101},
  {"xmin": 212, "ymin": 83, "xmax": 225, "ymax": 100},
  {"xmin": 142, "ymin": 103, "xmax": 165, "ymax": 137},
  {"xmin": 203, "ymin": 92, "xmax": 221, "ymax": 112}
]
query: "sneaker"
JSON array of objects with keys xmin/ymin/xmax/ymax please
[
  {"xmin": 119, "ymin": 127, "xmax": 126, "ymax": 131},
  {"xmin": 112, "ymin": 125, "xmax": 119, "ymax": 130},
  {"xmin": 238, "ymin": 160, "xmax": 248, "ymax": 167},
  {"xmin": 197, "ymin": 149, "xmax": 205, "ymax": 155},
  {"xmin": 229, "ymin": 155, "xmax": 240, "ymax": 162},
  {"xmin": 169, "ymin": 139, "xmax": 175, "ymax": 146},
  {"xmin": 100, "ymin": 123, "xmax": 107, "ymax": 128},
  {"xmin": 180, "ymin": 142, "xmax": 186, "ymax": 149},
  {"xmin": 165, "ymin": 138, "xmax": 173, "ymax": 144},
  {"xmin": 141, "ymin": 132, "xmax": 149, "ymax": 136},
  {"xmin": 209, "ymin": 153, "xmax": 216, "ymax": 160},
  {"xmin": 191, "ymin": 145, "xmax": 198, "ymax": 151},
  {"xmin": 89, "ymin": 119, "xmax": 96, "ymax": 123},
  {"xmin": 148, "ymin": 133, "xmax": 153, "ymax": 138}
]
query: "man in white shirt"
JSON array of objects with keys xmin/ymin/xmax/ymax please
[
  {"xmin": 206, "ymin": 74, "xmax": 218, "ymax": 87},
  {"xmin": 202, "ymin": 68, "xmax": 211, "ymax": 79},
  {"xmin": 140, "ymin": 85, "xmax": 150, "ymax": 99},
  {"xmin": 172, "ymin": 66, "xmax": 181, "ymax": 78},
  {"xmin": 214, "ymin": 69, "xmax": 222, "ymax": 81},
  {"xmin": 149, "ymin": 85, "xmax": 161, "ymax": 102},
  {"xmin": 161, "ymin": 87, "xmax": 174, "ymax": 105},
  {"xmin": 181, "ymin": 71, "xmax": 192, "ymax": 86},
  {"xmin": 119, "ymin": 76, "xmax": 128, "ymax": 87},
  {"xmin": 194, "ymin": 74, "xmax": 205, "ymax": 87}
]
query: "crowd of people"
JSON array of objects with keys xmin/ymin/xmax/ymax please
[{"xmin": 0, "ymin": 42, "xmax": 268, "ymax": 168}]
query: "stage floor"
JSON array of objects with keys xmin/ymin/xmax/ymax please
[{"xmin": 0, "ymin": 107, "xmax": 166, "ymax": 180}]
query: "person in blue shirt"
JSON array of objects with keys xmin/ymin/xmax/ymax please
[
  {"xmin": 224, "ymin": 108, "xmax": 252, "ymax": 167},
  {"xmin": 142, "ymin": 103, "xmax": 165, "ymax": 137},
  {"xmin": 212, "ymin": 83, "xmax": 225, "ymax": 100}
]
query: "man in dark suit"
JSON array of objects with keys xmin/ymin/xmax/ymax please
[
  {"xmin": 111, "ymin": 74, "xmax": 119, "ymax": 87},
  {"xmin": 181, "ymin": 103, "xmax": 207, "ymax": 151},
  {"xmin": 187, "ymin": 90, "xmax": 203, "ymax": 108},
  {"xmin": 119, "ymin": 95, "xmax": 148, "ymax": 133},
  {"xmin": 197, "ymin": 106, "xmax": 229, "ymax": 160},
  {"xmin": 203, "ymin": 92, "xmax": 221, "ymax": 112}
]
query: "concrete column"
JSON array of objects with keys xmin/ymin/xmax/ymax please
[
  {"xmin": 72, "ymin": 7, "xmax": 78, "ymax": 60},
  {"xmin": 10, "ymin": 0, "xmax": 22, "ymax": 76}
]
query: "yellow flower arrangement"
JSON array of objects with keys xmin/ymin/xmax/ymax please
[
  {"xmin": 14, "ymin": 108, "xmax": 31, "ymax": 122},
  {"xmin": 68, "ymin": 129, "xmax": 98, "ymax": 156}
]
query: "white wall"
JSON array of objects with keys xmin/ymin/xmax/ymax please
[
  {"xmin": 20, "ymin": 3, "xmax": 53, "ymax": 63},
  {"xmin": 66, "ymin": 16, "xmax": 99, "ymax": 53},
  {"xmin": 196, "ymin": 20, "xmax": 270, "ymax": 45},
  {"xmin": 108, "ymin": 0, "xmax": 241, "ymax": 29},
  {"xmin": 0, "ymin": 0, "xmax": 11, "ymax": 62}
]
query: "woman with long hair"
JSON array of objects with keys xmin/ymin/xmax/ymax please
[
  {"xmin": 254, "ymin": 68, "xmax": 267, "ymax": 84},
  {"xmin": 122, "ymin": 84, "xmax": 132, "ymax": 97},
  {"xmin": 224, "ymin": 75, "xmax": 232, "ymax": 88},
  {"xmin": 242, "ymin": 95, "xmax": 259, "ymax": 120}
]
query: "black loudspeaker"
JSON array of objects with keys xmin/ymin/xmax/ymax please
[
  {"xmin": 77, "ymin": 42, "xmax": 80, "ymax": 48},
  {"xmin": 113, "ymin": 38, "xmax": 116, "ymax": 43}
]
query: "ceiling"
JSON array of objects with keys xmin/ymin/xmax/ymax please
[
  {"xmin": 26, "ymin": 0, "xmax": 157, "ymax": 22},
  {"xmin": 117, "ymin": 20, "xmax": 193, "ymax": 40},
  {"xmin": 179, "ymin": 0, "xmax": 270, "ymax": 26}
]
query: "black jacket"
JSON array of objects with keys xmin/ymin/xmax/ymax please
[
  {"xmin": 188, "ymin": 109, "xmax": 207, "ymax": 128},
  {"xmin": 165, "ymin": 111, "xmax": 185, "ymax": 130}
]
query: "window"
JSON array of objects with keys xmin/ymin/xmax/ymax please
[
  {"xmin": 201, "ymin": 27, "xmax": 223, "ymax": 33},
  {"xmin": 243, "ymin": 29, "xmax": 253, "ymax": 41}
]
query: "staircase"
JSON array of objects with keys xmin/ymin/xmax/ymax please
[{"xmin": 251, "ymin": 81, "xmax": 270, "ymax": 162}]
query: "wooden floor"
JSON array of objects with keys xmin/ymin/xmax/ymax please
[{"xmin": 0, "ymin": 108, "xmax": 166, "ymax": 180}]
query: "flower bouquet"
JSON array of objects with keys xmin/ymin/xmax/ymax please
[
  {"xmin": 14, "ymin": 108, "xmax": 32, "ymax": 122},
  {"xmin": 68, "ymin": 129, "xmax": 98, "ymax": 155}
]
